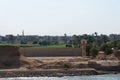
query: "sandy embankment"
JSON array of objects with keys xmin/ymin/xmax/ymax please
[
  {"xmin": 0, "ymin": 45, "xmax": 120, "ymax": 77},
  {"xmin": 0, "ymin": 46, "xmax": 97, "ymax": 77}
]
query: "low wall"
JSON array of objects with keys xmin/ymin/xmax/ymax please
[{"xmin": 20, "ymin": 48, "xmax": 82, "ymax": 57}]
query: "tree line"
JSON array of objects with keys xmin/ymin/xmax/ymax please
[{"xmin": 1, "ymin": 33, "xmax": 120, "ymax": 56}]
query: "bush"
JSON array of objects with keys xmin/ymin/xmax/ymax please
[
  {"xmin": 63, "ymin": 62, "xmax": 71, "ymax": 68},
  {"xmin": 32, "ymin": 41, "xmax": 38, "ymax": 44},
  {"xmin": 86, "ymin": 45, "xmax": 91, "ymax": 56},
  {"xmin": 66, "ymin": 44, "xmax": 72, "ymax": 48},
  {"xmin": 100, "ymin": 43, "xmax": 113, "ymax": 55},
  {"xmin": 90, "ymin": 47, "xmax": 98, "ymax": 57},
  {"xmin": 20, "ymin": 41, "xmax": 27, "ymax": 44},
  {"xmin": 39, "ymin": 40, "xmax": 51, "ymax": 46},
  {"xmin": 117, "ymin": 41, "xmax": 120, "ymax": 49}
]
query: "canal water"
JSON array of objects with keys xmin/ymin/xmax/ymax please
[{"xmin": 0, "ymin": 74, "xmax": 120, "ymax": 80}]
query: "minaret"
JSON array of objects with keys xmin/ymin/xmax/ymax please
[
  {"xmin": 22, "ymin": 30, "xmax": 24, "ymax": 37},
  {"xmin": 21, "ymin": 30, "xmax": 25, "ymax": 42}
]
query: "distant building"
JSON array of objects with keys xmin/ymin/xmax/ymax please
[
  {"xmin": 109, "ymin": 34, "xmax": 120, "ymax": 41},
  {"xmin": 0, "ymin": 36, "xmax": 3, "ymax": 41}
]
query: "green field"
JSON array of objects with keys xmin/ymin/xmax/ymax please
[
  {"xmin": 39, "ymin": 44, "xmax": 66, "ymax": 48},
  {"xmin": 0, "ymin": 43, "xmax": 66, "ymax": 48}
]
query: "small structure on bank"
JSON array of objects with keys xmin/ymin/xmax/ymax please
[
  {"xmin": 96, "ymin": 51, "xmax": 106, "ymax": 60},
  {"xmin": 81, "ymin": 39, "xmax": 87, "ymax": 57}
]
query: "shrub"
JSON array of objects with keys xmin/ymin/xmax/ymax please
[
  {"xmin": 90, "ymin": 47, "xmax": 98, "ymax": 57},
  {"xmin": 66, "ymin": 44, "xmax": 72, "ymax": 48},
  {"xmin": 39, "ymin": 40, "xmax": 50, "ymax": 46},
  {"xmin": 100, "ymin": 43, "xmax": 113, "ymax": 55},
  {"xmin": 86, "ymin": 45, "xmax": 91, "ymax": 56},
  {"xmin": 63, "ymin": 62, "xmax": 71, "ymax": 68},
  {"xmin": 117, "ymin": 41, "xmax": 120, "ymax": 49},
  {"xmin": 32, "ymin": 41, "xmax": 38, "ymax": 44},
  {"xmin": 20, "ymin": 41, "xmax": 27, "ymax": 44}
]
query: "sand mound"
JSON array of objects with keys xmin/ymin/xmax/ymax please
[{"xmin": 0, "ymin": 45, "xmax": 36, "ymax": 69}]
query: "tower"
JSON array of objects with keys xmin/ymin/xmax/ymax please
[
  {"xmin": 21, "ymin": 30, "xmax": 26, "ymax": 43},
  {"xmin": 81, "ymin": 39, "xmax": 87, "ymax": 56}
]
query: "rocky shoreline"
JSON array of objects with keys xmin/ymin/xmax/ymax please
[
  {"xmin": 0, "ymin": 69, "xmax": 98, "ymax": 77},
  {"xmin": 0, "ymin": 69, "xmax": 120, "ymax": 78}
]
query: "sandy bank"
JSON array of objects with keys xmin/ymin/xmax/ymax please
[{"xmin": 0, "ymin": 46, "xmax": 120, "ymax": 77}]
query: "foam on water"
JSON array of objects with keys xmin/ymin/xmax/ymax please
[{"xmin": 0, "ymin": 74, "xmax": 120, "ymax": 80}]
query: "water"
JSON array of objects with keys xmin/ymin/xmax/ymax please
[{"xmin": 0, "ymin": 74, "xmax": 120, "ymax": 80}]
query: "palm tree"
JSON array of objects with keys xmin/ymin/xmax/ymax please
[
  {"xmin": 94, "ymin": 32, "xmax": 98, "ymax": 47},
  {"xmin": 94, "ymin": 32, "xmax": 97, "ymax": 37},
  {"xmin": 64, "ymin": 33, "xmax": 67, "ymax": 44}
]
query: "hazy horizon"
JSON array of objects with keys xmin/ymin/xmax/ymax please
[{"xmin": 0, "ymin": 0, "xmax": 120, "ymax": 36}]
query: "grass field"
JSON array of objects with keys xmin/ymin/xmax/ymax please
[{"xmin": 39, "ymin": 44, "xmax": 66, "ymax": 48}]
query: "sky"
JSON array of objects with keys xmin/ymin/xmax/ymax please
[{"xmin": 0, "ymin": 0, "xmax": 120, "ymax": 36}]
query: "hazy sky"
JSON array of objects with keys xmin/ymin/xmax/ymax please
[{"xmin": 0, "ymin": 0, "xmax": 120, "ymax": 36}]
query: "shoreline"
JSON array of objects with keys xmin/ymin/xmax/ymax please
[
  {"xmin": 0, "ymin": 69, "xmax": 98, "ymax": 78},
  {"xmin": 0, "ymin": 69, "xmax": 119, "ymax": 78}
]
